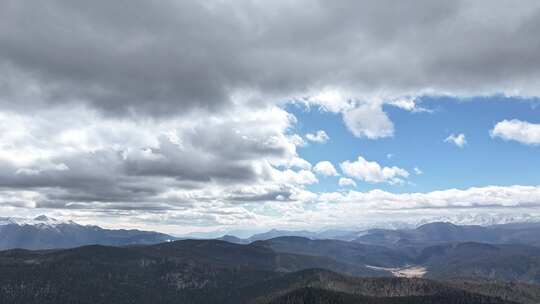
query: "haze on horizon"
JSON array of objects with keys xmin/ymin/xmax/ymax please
[{"xmin": 1, "ymin": 0, "xmax": 540, "ymax": 235}]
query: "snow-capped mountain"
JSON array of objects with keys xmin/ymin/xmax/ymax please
[
  {"xmin": 0, "ymin": 215, "xmax": 176, "ymax": 250},
  {"xmin": 414, "ymin": 213, "xmax": 540, "ymax": 227},
  {"xmin": 221, "ymin": 213, "xmax": 540, "ymax": 243},
  {"xmin": 0, "ymin": 215, "xmax": 77, "ymax": 227}
]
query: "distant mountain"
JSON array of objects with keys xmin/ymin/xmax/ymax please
[
  {"xmin": 256, "ymin": 236, "xmax": 411, "ymax": 268},
  {"xmin": 0, "ymin": 215, "xmax": 175, "ymax": 250},
  {"xmin": 217, "ymin": 228, "xmax": 363, "ymax": 244},
  {"xmin": 0, "ymin": 242, "xmax": 524, "ymax": 304},
  {"xmin": 243, "ymin": 235, "xmax": 540, "ymax": 286},
  {"xmin": 216, "ymin": 217, "xmax": 540, "ymax": 245},
  {"xmin": 354, "ymin": 221, "xmax": 540, "ymax": 247},
  {"xmin": 417, "ymin": 213, "xmax": 540, "ymax": 227},
  {"xmin": 147, "ymin": 239, "xmax": 388, "ymax": 277},
  {"xmin": 249, "ymin": 229, "xmax": 319, "ymax": 241},
  {"xmin": 217, "ymin": 229, "xmax": 330, "ymax": 244},
  {"xmin": 3, "ymin": 219, "xmax": 540, "ymax": 302},
  {"xmin": 419, "ymin": 242, "xmax": 540, "ymax": 284},
  {"xmin": 217, "ymin": 234, "xmax": 247, "ymax": 244}
]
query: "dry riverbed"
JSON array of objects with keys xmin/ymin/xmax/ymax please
[{"xmin": 366, "ymin": 265, "xmax": 427, "ymax": 278}]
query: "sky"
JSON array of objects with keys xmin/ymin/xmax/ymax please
[{"xmin": 1, "ymin": 0, "xmax": 540, "ymax": 235}]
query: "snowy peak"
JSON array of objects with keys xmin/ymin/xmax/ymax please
[
  {"xmin": 0, "ymin": 215, "xmax": 175, "ymax": 250},
  {"xmin": 0, "ymin": 215, "xmax": 77, "ymax": 227},
  {"xmin": 33, "ymin": 215, "xmax": 55, "ymax": 222}
]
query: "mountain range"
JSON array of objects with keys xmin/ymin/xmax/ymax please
[
  {"xmin": 0, "ymin": 239, "xmax": 534, "ymax": 304},
  {"xmin": 3, "ymin": 217, "xmax": 540, "ymax": 303},
  {"xmin": 353, "ymin": 221, "xmax": 540, "ymax": 247},
  {"xmin": 220, "ymin": 221, "xmax": 540, "ymax": 247},
  {"xmin": 0, "ymin": 215, "xmax": 175, "ymax": 250},
  {"xmin": 6, "ymin": 215, "xmax": 540, "ymax": 251}
]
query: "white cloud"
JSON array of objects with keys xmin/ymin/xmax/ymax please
[
  {"xmin": 388, "ymin": 98, "xmax": 416, "ymax": 111},
  {"xmin": 340, "ymin": 156, "xmax": 409, "ymax": 184},
  {"xmin": 287, "ymin": 157, "xmax": 312, "ymax": 170},
  {"xmin": 445, "ymin": 133, "xmax": 467, "ymax": 148},
  {"xmin": 308, "ymin": 90, "xmax": 352, "ymax": 113},
  {"xmin": 305, "ymin": 130, "xmax": 330, "ymax": 143},
  {"xmin": 289, "ymin": 134, "xmax": 307, "ymax": 147},
  {"xmin": 0, "ymin": 104, "xmax": 319, "ymax": 215},
  {"xmin": 256, "ymin": 185, "xmax": 540, "ymax": 231},
  {"xmin": 338, "ymin": 177, "xmax": 356, "ymax": 187},
  {"xmin": 388, "ymin": 97, "xmax": 431, "ymax": 113},
  {"xmin": 414, "ymin": 167, "xmax": 423, "ymax": 175},
  {"xmin": 343, "ymin": 104, "xmax": 394, "ymax": 139},
  {"xmin": 313, "ymin": 161, "xmax": 339, "ymax": 177},
  {"xmin": 273, "ymin": 169, "xmax": 319, "ymax": 185},
  {"xmin": 491, "ymin": 119, "xmax": 540, "ymax": 145},
  {"xmin": 316, "ymin": 185, "xmax": 540, "ymax": 211}
]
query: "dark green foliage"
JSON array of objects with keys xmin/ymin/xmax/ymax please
[
  {"xmin": 448, "ymin": 279, "xmax": 540, "ymax": 304},
  {"xmin": 235, "ymin": 269, "xmax": 517, "ymax": 304},
  {"xmin": 267, "ymin": 287, "xmax": 513, "ymax": 304},
  {"xmin": 419, "ymin": 243, "xmax": 540, "ymax": 283},
  {"xmin": 0, "ymin": 240, "xmax": 531, "ymax": 304},
  {"xmin": 257, "ymin": 236, "xmax": 411, "ymax": 268}
]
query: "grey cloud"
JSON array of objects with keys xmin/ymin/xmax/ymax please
[
  {"xmin": 124, "ymin": 141, "xmax": 258, "ymax": 183},
  {"xmin": 34, "ymin": 200, "xmax": 178, "ymax": 211},
  {"xmin": 1, "ymin": 0, "xmax": 540, "ymax": 117},
  {"xmin": 0, "ymin": 144, "xmax": 261, "ymax": 206},
  {"xmin": 227, "ymin": 187, "xmax": 294, "ymax": 203},
  {"xmin": 0, "ymin": 106, "xmax": 299, "ymax": 209}
]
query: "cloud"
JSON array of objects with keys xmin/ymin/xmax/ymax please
[
  {"xmin": 272, "ymin": 169, "xmax": 319, "ymax": 186},
  {"xmin": 2, "ymin": 1, "xmax": 540, "ymax": 120},
  {"xmin": 289, "ymin": 134, "xmax": 307, "ymax": 147},
  {"xmin": 388, "ymin": 97, "xmax": 431, "ymax": 113},
  {"xmin": 340, "ymin": 156, "xmax": 409, "ymax": 184},
  {"xmin": 6, "ymin": 184, "xmax": 540, "ymax": 233},
  {"xmin": 0, "ymin": 105, "xmax": 317, "ymax": 211},
  {"xmin": 338, "ymin": 177, "xmax": 357, "ymax": 187},
  {"xmin": 317, "ymin": 185, "xmax": 540, "ymax": 211},
  {"xmin": 445, "ymin": 133, "xmax": 467, "ymax": 148},
  {"xmin": 287, "ymin": 157, "xmax": 312, "ymax": 170},
  {"xmin": 307, "ymin": 90, "xmax": 352, "ymax": 113},
  {"xmin": 2, "ymin": 1, "xmax": 540, "ymax": 233},
  {"xmin": 491, "ymin": 119, "xmax": 540, "ymax": 145},
  {"xmin": 287, "ymin": 185, "xmax": 540, "ymax": 230},
  {"xmin": 343, "ymin": 104, "xmax": 394, "ymax": 139},
  {"xmin": 306, "ymin": 130, "xmax": 330, "ymax": 143},
  {"xmin": 313, "ymin": 161, "xmax": 339, "ymax": 177},
  {"xmin": 414, "ymin": 167, "xmax": 423, "ymax": 175}
]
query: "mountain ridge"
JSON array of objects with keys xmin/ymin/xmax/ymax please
[
  {"xmin": 0, "ymin": 215, "xmax": 176, "ymax": 250},
  {"xmin": 0, "ymin": 243, "xmax": 527, "ymax": 304}
]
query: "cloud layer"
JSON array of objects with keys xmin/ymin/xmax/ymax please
[{"xmin": 3, "ymin": 0, "xmax": 540, "ymax": 116}]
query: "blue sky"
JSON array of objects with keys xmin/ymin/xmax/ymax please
[{"xmin": 289, "ymin": 96, "xmax": 540, "ymax": 194}]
